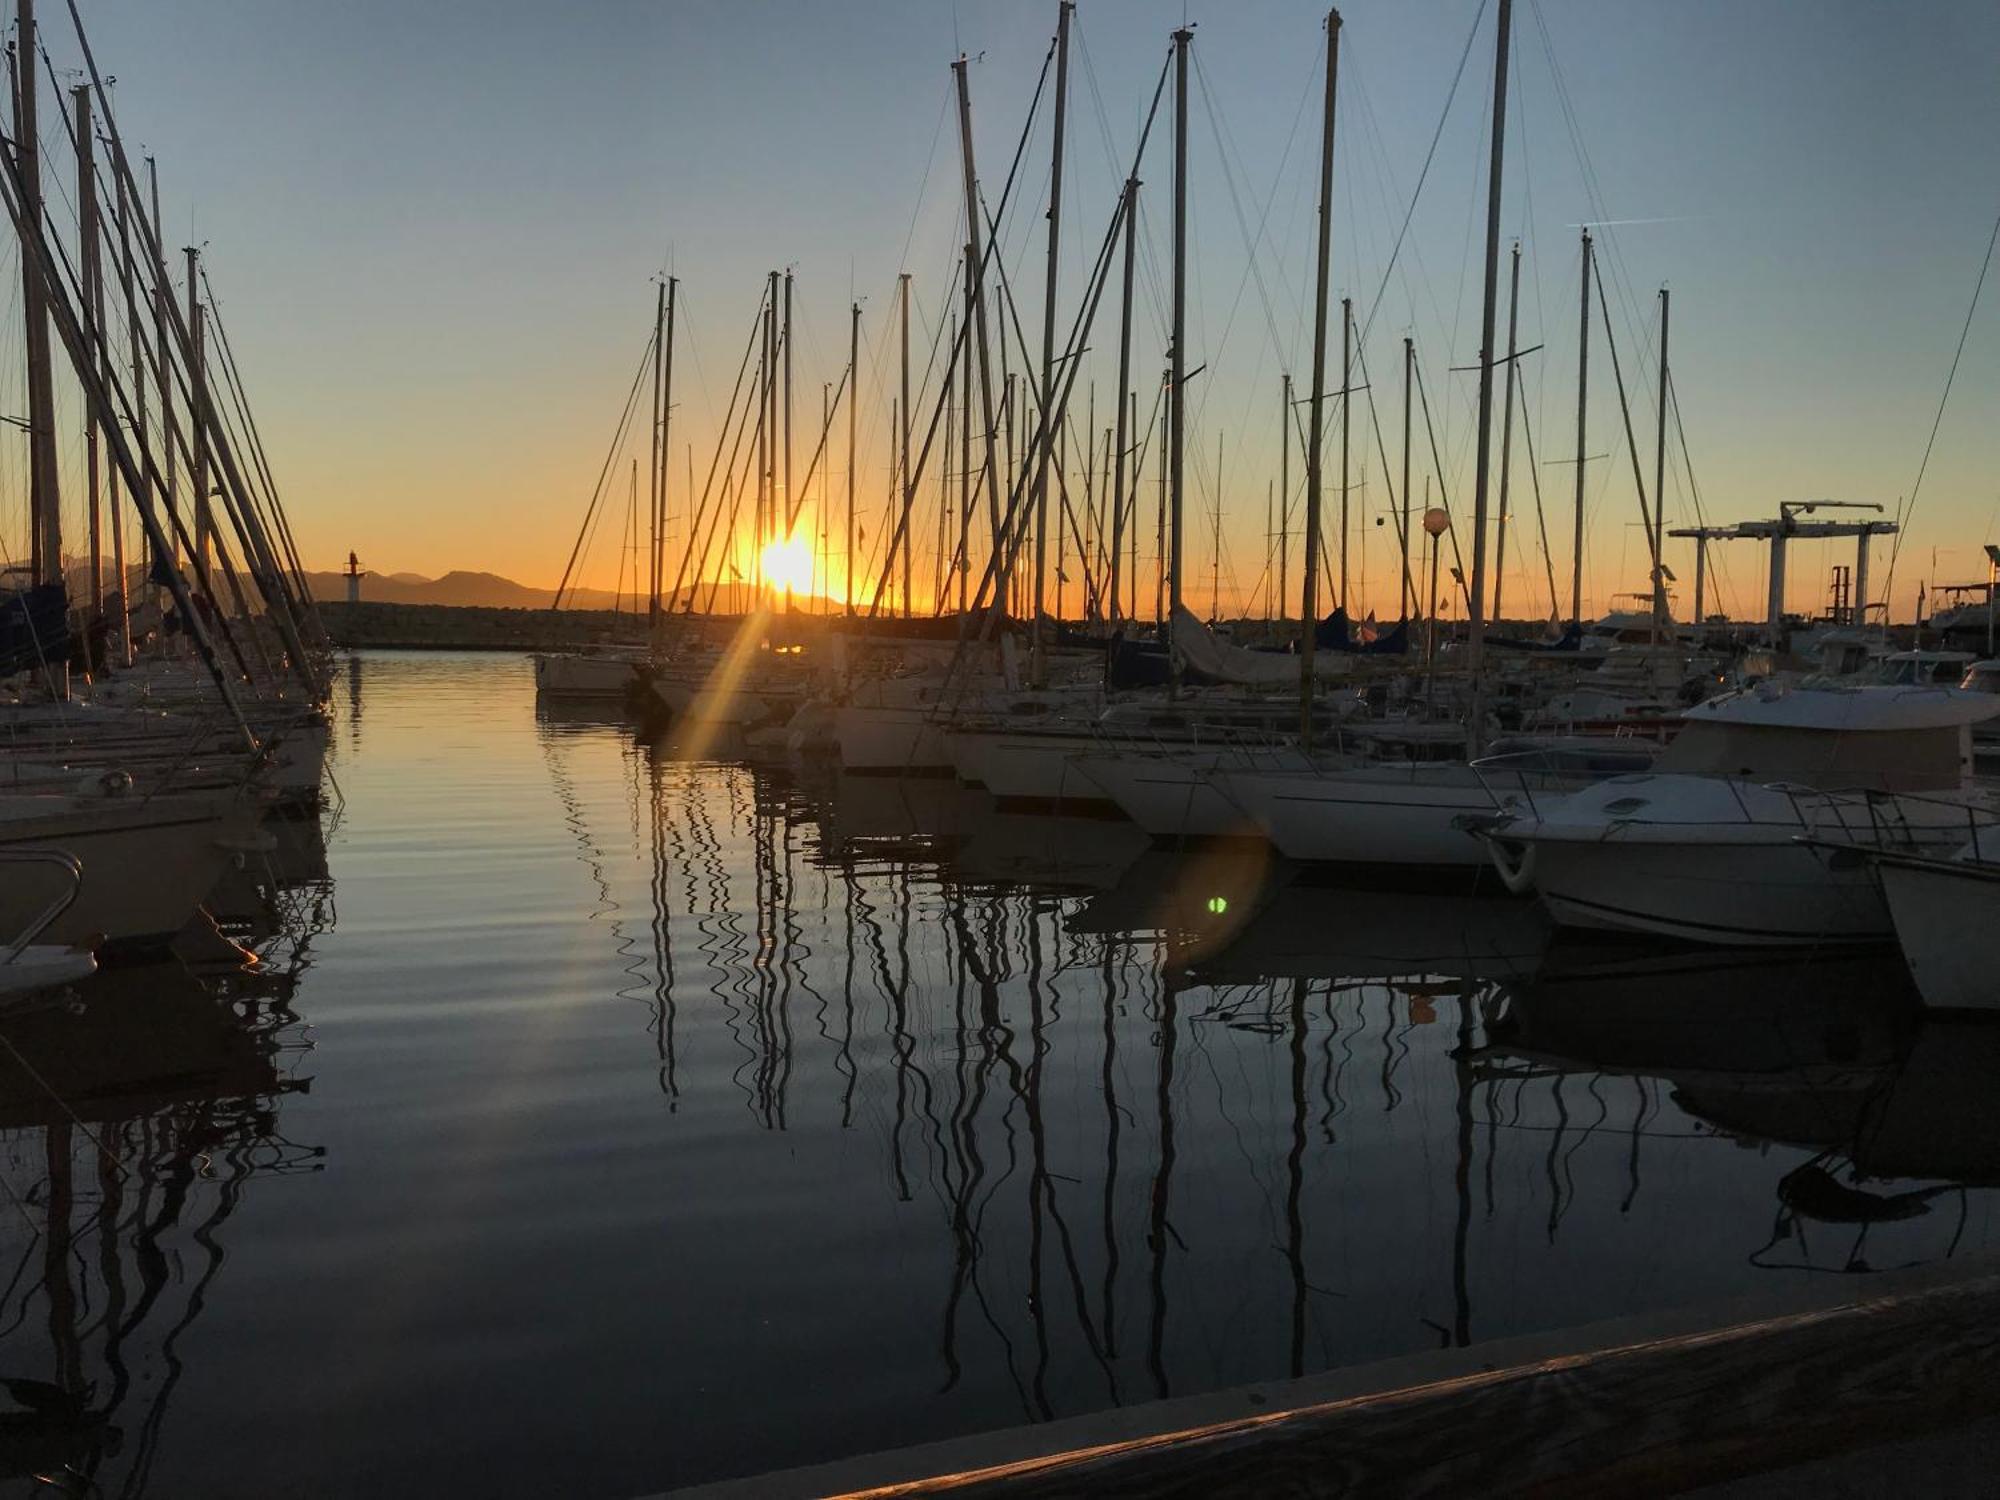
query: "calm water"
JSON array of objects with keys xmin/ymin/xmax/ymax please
[{"xmin": 2, "ymin": 649, "xmax": 1997, "ymax": 1498}]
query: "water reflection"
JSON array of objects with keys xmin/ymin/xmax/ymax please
[
  {"xmin": 0, "ymin": 802, "xmax": 328, "ymax": 1498},
  {"xmin": 527, "ymin": 693, "xmax": 2000, "ymax": 1466}
]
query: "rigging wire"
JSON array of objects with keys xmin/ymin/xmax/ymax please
[{"xmin": 1883, "ymin": 198, "xmax": 2000, "ymax": 602}]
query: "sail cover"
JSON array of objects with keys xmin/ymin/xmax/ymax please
[{"xmin": 1170, "ymin": 606, "xmax": 1352, "ymax": 686}]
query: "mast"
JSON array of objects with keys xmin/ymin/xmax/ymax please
[
  {"xmin": 1031, "ymin": 0, "xmax": 1074, "ymax": 682},
  {"xmin": 1339, "ymin": 294, "xmax": 1351, "ymax": 611},
  {"xmin": 187, "ymin": 247, "xmax": 210, "ymax": 591},
  {"xmin": 75, "ymin": 86, "xmax": 102, "ymax": 629},
  {"xmin": 1156, "ymin": 366, "xmax": 1167, "ymax": 625},
  {"xmin": 1279, "ymin": 372, "xmax": 1289, "ymax": 627},
  {"xmin": 1572, "ymin": 228, "xmax": 1590, "ymax": 625},
  {"xmin": 149, "ymin": 158, "xmax": 174, "ymax": 570},
  {"xmin": 1169, "ymin": 25, "xmax": 1191, "ymax": 684},
  {"xmin": 1298, "ymin": 9, "xmax": 1338, "ymax": 744},
  {"xmin": 16, "ymin": 0, "xmax": 60, "ymax": 593},
  {"xmin": 1463, "ymin": 0, "xmax": 1512, "ymax": 756},
  {"xmin": 847, "ymin": 300, "xmax": 859, "ymax": 617},
  {"xmin": 1110, "ymin": 175, "xmax": 1138, "ymax": 623},
  {"xmin": 648, "ymin": 280, "xmax": 665, "ymax": 628},
  {"xmin": 898, "ymin": 270, "xmax": 911, "ymax": 618},
  {"xmin": 951, "ymin": 56, "xmax": 1004, "ymax": 625},
  {"xmin": 113, "ymin": 160, "xmax": 143, "ymax": 665},
  {"xmin": 783, "ymin": 268, "xmax": 794, "ymax": 612},
  {"xmin": 1211, "ymin": 428, "xmax": 1221, "ymax": 620},
  {"xmin": 1401, "ymin": 336, "xmax": 1414, "ymax": 622},
  {"xmin": 659, "ymin": 276, "xmax": 677, "ymax": 621},
  {"xmin": 1492, "ymin": 239, "xmax": 1521, "ymax": 625},
  {"xmin": 1653, "ymin": 284, "xmax": 1670, "ymax": 633},
  {"xmin": 820, "ymin": 381, "xmax": 830, "ymax": 607},
  {"xmin": 761, "ymin": 271, "xmax": 776, "ymax": 604},
  {"xmin": 959, "ymin": 248, "xmax": 973, "ymax": 615}
]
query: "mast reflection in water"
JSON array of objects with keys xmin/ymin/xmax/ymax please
[
  {"xmin": 520, "ymin": 650, "xmax": 2000, "ymax": 1490},
  {"xmin": 19, "ymin": 653, "xmax": 1991, "ymax": 1499}
]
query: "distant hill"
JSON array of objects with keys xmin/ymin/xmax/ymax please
[{"xmin": 301, "ymin": 568, "xmax": 630, "ymax": 611}]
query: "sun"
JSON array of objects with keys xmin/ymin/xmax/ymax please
[{"xmin": 759, "ymin": 534, "xmax": 814, "ymax": 597}]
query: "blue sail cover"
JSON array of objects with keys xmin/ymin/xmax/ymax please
[
  {"xmin": 1314, "ymin": 607, "xmax": 1411, "ymax": 655},
  {"xmin": 0, "ymin": 584, "xmax": 70, "ymax": 676}
]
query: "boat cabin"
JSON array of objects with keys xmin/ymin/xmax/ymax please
[
  {"xmin": 1656, "ymin": 684, "xmax": 2000, "ymax": 793},
  {"xmin": 1879, "ymin": 650, "xmax": 1975, "ymax": 687}
]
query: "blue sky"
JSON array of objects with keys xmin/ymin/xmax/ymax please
[{"xmin": 24, "ymin": 0, "xmax": 2000, "ymax": 622}]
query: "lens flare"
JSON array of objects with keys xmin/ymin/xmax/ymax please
[{"xmin": 760, "ymin": 536, "xmax": 814, "ymax": 597}]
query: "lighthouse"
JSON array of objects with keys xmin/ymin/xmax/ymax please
[{"xmin": 345, "ymin": 551, "xmax": 366, "ymax": 605}]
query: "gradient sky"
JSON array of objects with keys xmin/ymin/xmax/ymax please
[{"xmin": 23, "ymin": 0, "xmax": 2000, "ymax": 623}]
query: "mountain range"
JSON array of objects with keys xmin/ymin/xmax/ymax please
[{"xmin": 305, "ymin": 569, "xmax": 632, "ymax": 611}]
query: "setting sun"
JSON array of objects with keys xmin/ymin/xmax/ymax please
[{"xmin": 759, "ymin": 534, "xmax": 814, "ymax": 597}]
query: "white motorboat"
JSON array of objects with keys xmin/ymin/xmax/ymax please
[
  {"xmin": 1871, "ymin": 825, "xmax": 2000, "ymax": 1011},
  {"xmin": 1483, "ymin": 684, "xmax": 2000, "ymax": 946}
]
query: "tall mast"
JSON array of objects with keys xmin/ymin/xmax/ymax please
[
  {"xmin": 16, "ymin": 0, "xmax": 60, "ymax": 592},
  {"xmin": 1109, "ymin": 175, "xmax": 1138, "ymax": 624},
  {"xmin": 1298, "ymin": 9, "xmax": 1338, "ymax": 744},
  {"xmin": 113, "ymin": 160, "xmax": 144, "ymax": 665},
  {"xmin": 757, "ymin": 281, "xmax": 771, "ymax": 604},
  {"xmin": 648, "ymin": 280, "xmax": 665, "ymax": 628},
  {"xmin": 897, "ymin": 270, "xmax": 911, "ymax": 618},
  {"xmin": 187, "ymin": 246, "xmax": 210, "ymax": 591},
  {"xmin": 1463, "ymin": 0, "xmax": 1512, "ymax": 755},
  {"xmin": 1339, "ymin": 294, "xmax": 1351, "ymax": 611},
  {"xmin": 1278, "ymin": 372, "xmax": 1289, "ymax": 626},
  {"xmin": 767, "ymin": 269, "xmax": 780, "ymax": 600},
  {"xmin": 1493, "ymin": 239, "xmax": 1521, "ymax": 625},
  {"xmin": 959, "ymin": 247, "xmax": 973, "ymax": 615},
  {"xmin": 148, "ymin": 157, "xmax": 174, "ymax": 569},
  {"xmin": 1031, "ymin": 0, "xmax": 1074, "ymax": 681},
  {"xmin": 951, "ymin": 56, "xmax": 1004, "ymax": 621},
  {"xmin": 75, "ymin": 86, "xmax": 103, "ymax": 627},
  {"xmin": 659, "ymin": 276, "xmax": 677, "ymax": 621},
  {"xmin": 1212, "ymin": 428, "xmax": 1222, "ymax": 620},
  {"xmin": 820, "ymin": 381, "xmax": 831, "ymax": 607},
  {"xmin": 1401, "ymin": 336, "xmax": 1414, "ymax": 622},
  {"xmin": 847, "ymin": 300, "xmax": 859, "ymax": 617},
  {"xmin": 1572, "ymin": 228, "xmax": 1591, "ymax": 625},
  {"xmin": 1169, "ymin": 25, "xmax": 1191, "ymax": 682},
  {"xmin": 783, "ymin": 268, "xmax": 794, "ymax": 612},
  {"xmin": 1653, "ymin": 284, "xmax": 1670, "ymax": 633}
]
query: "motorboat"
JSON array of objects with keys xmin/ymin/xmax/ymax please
[
  {"xmin": 1870, "ymin": 823, "xmax": 2000, "ymax": 1011},
  {"xmin": 1482, "ymin": 683, "xmax": 2000, "ymax": 946}
]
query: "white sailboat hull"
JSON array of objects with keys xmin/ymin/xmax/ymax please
[
  {"xmin": 651, "ymin": 675, "xmax": 794, "ymax": 728},
  {"xmin": 833, "ymin": 704, "xmax": 953, "ymax": 773},
  {"xmin": 533, "ymin": 653, "xmax": 638, "ymax": 698},
  {"xmin": 1212, "ymin": 764, "xmax": 1505, "ymax": 867},
  {"xmin": 1072, "ymin": 750, "xmax": 1264, "ymax": 839},
  {"xmin": 0, "ymin": 794, "xmax": 265, "ymax": 950},
  {"xmin": 952, "ymin": 730, "xmax": 1117, "ymax": 809}
]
